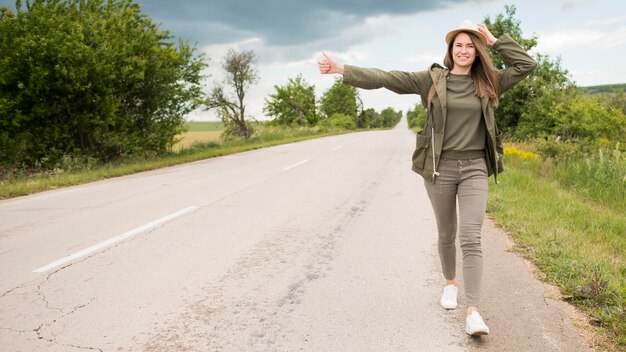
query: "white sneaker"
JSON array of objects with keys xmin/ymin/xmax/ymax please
[
  {"xmin": 440, "ymin": 284, "xmax": 458, "ymax": 309},
  {"xmin": 466, "ymin": 311, "xmax": 490, "ymax": 336}
]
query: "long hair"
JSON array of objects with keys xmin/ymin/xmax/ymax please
[{"xmin": 444, "ymin": 31, "xmax": 500, "ymax": 107}]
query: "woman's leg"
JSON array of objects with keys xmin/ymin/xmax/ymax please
[
  {"xmin": 456, "ymin": 158, "xmax": 489, "ymax": 310},
  {"xmin": 424, "ymin": 160, "xmax": 459, "ymax": 282}
]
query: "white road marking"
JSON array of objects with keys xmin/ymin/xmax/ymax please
[
  {"xmin": 32, "ymin": 206, "xmax": 199, "ymax": 273},
  {"xmin": 331, "ymin": 145, "xmax": 343, "ymax": 151},
  {"xmin": 283, "ymin": 159, "xmax": 310, "ymax": 171}
]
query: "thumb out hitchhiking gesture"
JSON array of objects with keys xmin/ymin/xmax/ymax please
[{"xmin": 317, "ymin": 20, "xmax": 536, "ymax": 336}]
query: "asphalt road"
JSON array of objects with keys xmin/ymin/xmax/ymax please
[{"xmin": 0, "ymin": 121, "xmax": 591, "ymax": 351}]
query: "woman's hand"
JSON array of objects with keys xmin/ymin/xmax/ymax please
[
  {"xmin": 318, "ymin": 51, "xmax": 344, "ymax": 75},
  {"xmin": 477, "ymin": 24, "xmax": 497, "ymax": 46}
]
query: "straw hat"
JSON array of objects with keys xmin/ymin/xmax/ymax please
[{"xmin": 445, "ymin": 20, "xmax": 487, "ymax": 46}]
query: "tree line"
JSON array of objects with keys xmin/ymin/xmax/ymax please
[
  {"xmin": 264, "ymin": 75, "xmax": 401, "ymax": 131},
  {"xmin": 1, "ymin": 1, "xmax": 624, "ymax": 177},
  {"xmin": 0, "ymin": 0, "xmax": 399, "ymax": 175},
  {"xmin": 207, "ymin": 49, "xmax": 401, "ymax": 139}
]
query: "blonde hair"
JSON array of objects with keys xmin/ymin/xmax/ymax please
[{"xmin": 444, "ymin": 31, "xmax": 500, "ymax": 107}]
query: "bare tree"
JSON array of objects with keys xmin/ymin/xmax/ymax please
[{"xmin": 206, "ymin": 49, "xmax": 259, "ymax": 139}]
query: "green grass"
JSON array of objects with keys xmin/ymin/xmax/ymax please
[
  {"xmin": 552, "ymin": 149, "xmax": 626, "ymax": 213},
  {"xmin": 488, "ymin": 154, "xmax": 626, "ymax": 350}
]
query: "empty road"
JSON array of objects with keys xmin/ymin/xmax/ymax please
[{"xmin": 0, "ymin": 121, "xmax": 590, "ymax": 351}]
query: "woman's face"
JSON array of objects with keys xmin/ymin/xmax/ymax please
[{"xmin": 451, "ymin": 32, "xmax": 476, "ymax": 71}]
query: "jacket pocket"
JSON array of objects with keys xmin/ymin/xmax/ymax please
[{"xmin": 411, "ymin": 133, "xmax": 430, "ymax": 172}]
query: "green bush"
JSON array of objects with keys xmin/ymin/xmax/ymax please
[
  {"xmin": 533, "ymin": 136, "xmax": 585, "ymax": 160},
  {"xmin": 328, "ymin": 113, "xmax": 356, "ymax": 130},
  {"xmin": 0, "ymin": 0, "xmax": 205, "ymax": 173},
  {"xmin": 406, "ymin": 103, "xmax": 426, "ymax": 131}
]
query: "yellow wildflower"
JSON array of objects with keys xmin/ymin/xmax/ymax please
[{"xmin": 504, "ymin": 147, "xmax": 540, "ymax": 161}]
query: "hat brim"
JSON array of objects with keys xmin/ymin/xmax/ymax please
[{"xmin": 445, "ymin": 29, "xmax": 487, "ymax": 46}]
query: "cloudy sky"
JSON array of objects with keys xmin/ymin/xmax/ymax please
[{"xmin": 3, "ymin": 0, "xmax": 626, "ymax": 120}]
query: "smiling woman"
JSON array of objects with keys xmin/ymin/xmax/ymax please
[{"xmin": 318, "ymin": 19, "xmax": 537, "ymax": 337}]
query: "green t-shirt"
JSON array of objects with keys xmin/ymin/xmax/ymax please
[{"xmin": 441, "ymin": 73, "xmax": 486, "ymax": 160}]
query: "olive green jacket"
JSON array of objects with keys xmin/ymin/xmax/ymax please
[{"xmin": 343, "ymin": 34, "xmax": 537, "ymax": 184}]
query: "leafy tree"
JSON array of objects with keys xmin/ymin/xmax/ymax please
[
  {"xmin": 359, "ymin": 108, "xmax": 378, "ymax": 128},
  {"xmin": 484, "ymin": 5, "xmax": 574, "ymax": 135},
  {"xmin": 206, "ymin": 49, "xmax": 258, "ymax": 139},
  {"xmin": 264, "ymin": 74, "xmax": 317, "ymax": 126},
  {"xmin": 320, "ymin": 78, "xmax": 359, "ymax": 122},
  {"xmin": 0, "ymin": 0, "xmax": 205, "ymax": 171},
  {"xmin": 484, "ymin": 5, "xmax": 537, "ymax": 61},
  {"xmin": 518, "ymin": 87, "xmax": 626, "ymax": 142},
  {"xmin": 379, "ymin": 107, "xmax": 401, "ymax": 128},
  {"xmin": 406, "ymin": 103, "xmax": 426, "ymax": 131}
]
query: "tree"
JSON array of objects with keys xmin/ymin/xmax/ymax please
[
  {"xmin": 264, "ymin": 74, "xmax": 317, "ymax": 126},
  {"xmin": 206, "ymin": 49, "xmax": 258, "ymax": 139},
  {"xmin": 484, "ymin": 5, "xmax": 626, "ymax": 146},
  {"xmin": 359, "ymin": 108, "xmax": 378, "ymax": 128},
  {"xmin": 406, "ymin": 103, "xmax": 427, "ymax": 131},
  {"xmin": 516, "ymin": 86, "xmax": 626, "ymax": 142},
  {"xmin": 0, "ymin": 0, "xmax": 206, "ymax": 171},
  {"xmin": 484, "ymin": 5, "xmax": 574, "ymax": 135},
  {"xmin": 379, "ymin": 107, "xmax": 401, "ymax": 128},
  {"xmin": 319, "ymin": 78, "xmax": 359, "ymax": 123}
]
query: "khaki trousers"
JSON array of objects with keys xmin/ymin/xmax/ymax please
[{"xmin": 424, "ymin": 157, "xmax": 488, "ymax": 307}]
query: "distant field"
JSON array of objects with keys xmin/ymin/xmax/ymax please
[
  {"xmin": 186, "ymin": 121, "xmax": 225, "ymax": 132},
  {"xmin": 174, "ymin": 121, "xmax": 224, "ymax": 151},
  {"xmin": 581, "ymin": 83, "xmax": 626, "ymax": 95}
]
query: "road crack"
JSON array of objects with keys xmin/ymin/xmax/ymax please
[
  {"xmin": 31, "ymin": 296, "xmax": 100, "ymax": 350},
  {"xmin": 0, "ymin": 326, "xmax": 35, "ymax": 334},
  {"xmin": 0, "ymin": 278, "xmax": 41, "ymax": 300}
]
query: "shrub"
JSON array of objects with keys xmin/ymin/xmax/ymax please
[
  {"xmin": 0, "ymin": 0, "xmax": 205, "ymax": 173},
  {"xmin": 328, "ymin": 113, "xmax": 356, "ymax": 130}
]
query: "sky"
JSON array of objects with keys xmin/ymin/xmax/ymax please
[{"xmin": 3, "ymin": 0, "xmax": 626, "ymax": 121}]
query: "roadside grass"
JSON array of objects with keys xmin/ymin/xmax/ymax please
[
  {"xmin": 551, "ymin": 146, "xmax": 626, "ymax": 213},
  {"xmin": 0, "ymin": 125, "xmax": 350, "ymax": 199},
  {"xmin": 488, "ymin": 150, "xmax": 626, "ymax": 350}
]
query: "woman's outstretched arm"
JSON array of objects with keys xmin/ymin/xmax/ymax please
[{"xmin": 317, "ymin": 51, "xmax": 429, "ymax": 96}]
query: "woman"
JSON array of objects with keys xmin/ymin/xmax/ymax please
[{"xmin": 318, "ymin": 20, "xmax": 536, "ymax": 336}]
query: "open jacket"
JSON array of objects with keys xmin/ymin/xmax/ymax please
[{"xmin": 342, "ymin": 34, "xmax": 537, "ymax": 184}]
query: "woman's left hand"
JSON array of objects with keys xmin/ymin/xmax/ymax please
[{"xmin": 477, "ymin": 24, "xmax": 497, "ymax": 46}]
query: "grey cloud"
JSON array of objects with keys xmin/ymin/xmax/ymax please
[
  {"xmin": 0, "ymin": 0, "xmax": 482, "ymax": 63},
  {"xmin": 139, "ymin": 0, "xmax": 457, "ymax": 47}
]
